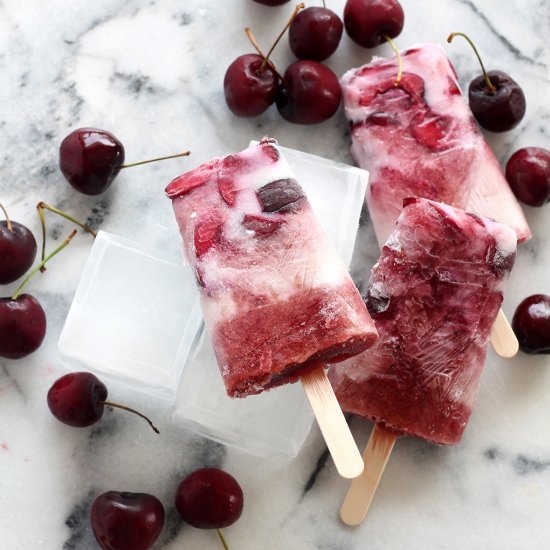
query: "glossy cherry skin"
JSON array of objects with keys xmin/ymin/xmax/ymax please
[
  {"xmin": 0, "ymin": 294, "xmax": 46, "ymax": 359},
  {"xmin": 252, "ymin": 0, "xmax": 290, "ymax": 5},
  {"xmin": 289, "ymin": 7, "xmax": 343, "ymax": 61},
  {"xmin": 512, "ymin": 294, "xmax": 550, "ymax": 354},
  {"xmin": 59, "ymin": 128, "xmax": 125, "ymax": 195},
  {"xmin": 91, "ymin": 491, "xmax": 165, "ymax": 550},
  {"xmin": 175, "ymin": 468, "xmax": 243, "ymax": 529},
  {"xmin": 344, "ymin": 0, "xmax": 404, "ymax": 48},
  {"xmin": 47, "ymin": 372, "xmax": 108, "ymax": 427},
  {"xmin": 276, "ymin": 60, "xmax": 341, "ymax": 125},
  {"xmin": 505, "ymin": 147, "xmax": 550, "ymax": 207},
  {"xmin": 468, "ymin": 70, "xmax": 526, "ymax": 133},
  {"xmin": 0, "ymin": 221, "xmax": 37, "ymax": 284},
  {"xmin": 224, "ymin": 54, "xmax": 279, "ymax": 117}
]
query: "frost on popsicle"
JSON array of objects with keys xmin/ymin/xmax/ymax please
[
  {"xmin": 340, "ymin": 43, "xmax": 531, "ymax": 246},
  {"xmin": 329, "ymin": 198, "xmax": 517, "ymax": 445},
  {"xmin": 166, "ymin": 139, "xmax": 378, "ymax": 398}
]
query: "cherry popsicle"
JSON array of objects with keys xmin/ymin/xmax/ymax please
[
  {"xmin": 166, "ymin": 138, "xmax": 378, "ymax": 478},
  {"xmin": 329, "ymin": 198, "xmax": 517, "ymax": 524},
  {"xmin": 340, "ymin": 43, "xmax": 530, "ymax": 358}
]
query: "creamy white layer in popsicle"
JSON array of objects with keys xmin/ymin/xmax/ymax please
[
  {"xmin": 329, "ymin": 198, "xmax": 517, "ymax": 444},
  {"xmin": 166, "ymin": 139, "xmax": 378, "ymax": 398},
  {"xmin": 340, "ymin": 43, "xmax": 531, "ymax": 246}
]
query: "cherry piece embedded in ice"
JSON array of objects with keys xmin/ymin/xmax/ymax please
[
  {"xmin": 0, "ymin": 203, "xmax": 37, "ymax": 284},
  {"xmin": 47, "ymin": 372, "xmax": 159, "ymax": 432},
  {"xmin": 60, "ymin": 128, "xmax": 125, "ymax": 195},
  {"xmin": 224, "ymin": 54, "xmax": 279, "ymax": 117},
  {"xmin": 253, "ymin": 0, "xmax": 290, "ymax": 5},
  {"xmin": 175, "ymin": 468, "xmax": 244, "ymax": 529},
  {"xmin": 505, "ymin": 147, "xmax": 550, "ymax": 207},
  {"xmin": 289, "ymin": 6, "xmax": 343, "ymax": 61},
  {"xmin": 512, "ymin": 295, "xmax": 550, "ymax": 354},
  {"xmin": 447, "ymin": 32, "xmax": 526, "ymax": 133},
  {"xmin": 276, "ymin": 60, "xmax": 341, "ymax": 124},
  {"xmin": 0, "ymin": 294, "xmax": 46, "ymax": 359},
  {"xmin": 91, "ymin": 491, "xmax": 165, "ymax": 550},
  {"xmin": 343, "ymin": 0, "xmax": 404, "ymax": 48}
]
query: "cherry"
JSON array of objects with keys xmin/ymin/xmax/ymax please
[
  {"xmin": 276, "ymin": 60, "xmax": 341, "ymax": 124},
  {"xmin": 447, "ymin": 32, "xmax": 526, "ymax": 133},
  {"xmin": 505, "ymin": 147, "xmax": 550, "ymax": 207},
  {"xmin": 0, "ymin": 203, "xmax": 37, "ymax": 284},
  {"xmin": 257, "ymin": 178, "xmax": 305, "ymax": 212},
  {"xmin": 289, "ymin": 6, "xmax": 343, "ymax": 61},
  {"xmin": 47, "ymin": 371, "xmax": 159, "ymax": 432},
  {"xmin": 343, "ymin": 0, "xmax": 404, "ymax": 48},
  {"xmin": 252, "ymin": 0, "xmax": 290, "ymax": 5},
  {"xmin": 0, "ymin": 229, "xmax": 76, "ymax": 360},
  {"xmin": 175, "ymin": 468, "xmax": 243, "ymax": 529},
  {"xmin": 512, "ymin": 294, "xmax": 550, "ymax": 354},
  {"xmin": 60, "ymin": 128, "xmax": 190, "ymax": 195},
  {"xmin": 224, "ymin": 54, "xmax": 279, "ymax": 117},
  {"xmin": 91, "ymin": 491, "xmax": 165, "ymax": 550}
]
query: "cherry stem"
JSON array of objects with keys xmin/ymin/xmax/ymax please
[
  {"xmin": 12, "ymin": 229, "xmax": 76, "ymax": 301},
  {"xmin": 244, "ymin": 27, "xmax": 286, "ymax": 83},
  {"xmin": 259, "ymin": 2, "xmax": 305, "ymax": 73},
  {"xmin": 447, "ymin": 32, "xmax": 496, "ymax": 93},
  {"xmin": 37, "ymin": 202, "xmax": 97, "ymax": 271},
  {"xmin": 384, "ymin": 35, "xmax": 402, "ymax": 86},
  {"xmin": 216, "ymin": 529, "xmax": 229, "ymax": 550},
  {"xmin": 322, "ymin": 0, "xmax": 326, "ymax": 7},
  {"xmin": 120, "ymin": 150, "xmax": 191, "ymax": 170},
  {"xmin": 0, "ymin": 202, "xmax": 13, "ymax": 231},
  {"xmin": 102, "ymin": 401, "xmax": 160, "ymax": 434}
]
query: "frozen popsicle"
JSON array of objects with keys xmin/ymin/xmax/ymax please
[
  {"xmin": 329, "ymin": 197, "xmax": 517, "ymax": 524},
  {"xmin": 166, "ymin": 138, "xmax": 378, "ymax": 478},
  {"xmin": 340, "ymin": 42, "xmax": 527, "ymax": 357}
]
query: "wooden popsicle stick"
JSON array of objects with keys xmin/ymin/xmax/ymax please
[
  {"xmin": 490, "ymin": 309, "xmax": 519, "ymax": 359},
  {"xmin": 340, "ymin": 425, "xmax": 397, "ymax": 526},
  {"xmin": 301, "ymin": 367, "xmax": 364, "ymax": 480}
]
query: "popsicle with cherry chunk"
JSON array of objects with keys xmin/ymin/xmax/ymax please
[
  {"xmin": 329, "ymin": 197, "xmax": 517, "ymax": 523},
  {"xmin": 166, "ymin": 138, "xmax": 378, "ymax": 478},
  {"xmin": 340, "ymin": 43, "xmax": 529, "ymax": 357}
]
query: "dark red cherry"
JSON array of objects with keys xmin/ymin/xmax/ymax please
[
  {"xmin": 0, "ymin": 219, "xmax": 37, "ymax": 284},
  {"xmin": 47, "ymin": 371, "xmax": 159, "ymax": 432},
  {"xmin": 224, "ymin": 54, "xmax": 279, "ymax": 117},
  {"xmin": 276, "ymin": 60, "xmax": 341, "ymax": 124},
  {"xmin": 60, "ymin": 128, "xmax": 125, "ymax": 195},
  {"xmin": 0, "ymin": 294, "xmax": 46, "ymax": 359},
  {"xmin": 469, "ymin": 70, "xmax": 526, "ymax": 132},
  {"xmin": 289, "ymin": 7, "xmax": 343, "ymax": 61},
  {"xmin": 91, "ymin": 491, "xmax": 165, "ymax": 550},
  {"xmin": 512, "ymin": 294, "xmax": 550, "ymax": 354},
  {"xmin": 344, "ymin": 0, "xmax": 404, "ymax": 48},
  {"xmin": 505, "ymin": 147, "xmax": 550, "ymax": 206},
  {"xmin": 252, "ymin": 0, "xmax": 290, "ymax": 5},
  {"xmin": 175, "ymin": 468, "xmax": 244, "ymax": 529}
]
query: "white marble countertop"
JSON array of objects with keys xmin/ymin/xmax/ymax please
[{"xmin": 1, "ymin": 1, "xmax": 549, "ymax": 548}]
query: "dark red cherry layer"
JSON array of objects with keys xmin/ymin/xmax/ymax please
[
  {"xmin": 252, "ymin": 0, "xmax": 290, "ymax": 4},
  {"xmin": 0, "ymin": 220, "xmax": 37, "ymax": 284},
  {"xmin": 224, "ymin": 54, "xmax": 279, "ymax": 117},
  {"xmin": 289, "ymin": 7, "xmax": 343, "ymax": 61},
  {"xmin": 469, "ymin": 70, "xmax": 526, "ymax": 132},
  {"xmin": 505, "ymin": 147, "xmax": 550, "ymax": 206},
  {"xmin": 512, "ymin": 294, "xmax": 550, "ymax": 354},
  {"xmin": 344, "ymin": 0, "xmax": 404, "ymax": 48},
  {"xmin": 60, "ymin": 128, "xmax": 125, "ymax": 195},
  {"xmin": 276, "ymin": 60, "xmax": 341, "ymax": 124},
  {"xmin": 91, "ymin": 491, "xmax": 165, "ymax": 550},
  {"xmin": 175, "ymin": 468, "xmax": 244, "ymax": 529},
  {"xmin": 0, "ymin": 294, "xmax": 46, "ymax": 359}
]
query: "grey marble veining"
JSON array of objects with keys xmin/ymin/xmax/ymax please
[{"xmin": 0, "ymin": 1, "xmax": 549, "ymax": 549}]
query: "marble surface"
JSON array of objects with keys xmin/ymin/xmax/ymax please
[{"xmin": 0, "ymin": 0, "xmax": 549, "ymax": 548}]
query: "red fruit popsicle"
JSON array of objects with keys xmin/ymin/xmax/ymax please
[
  {"xmin": 166, "ymin": 139, "xmax": 378, "ymax": 399},
  {"xmin": 340, "ymin": 43, "xmax": 531, "ymax": 246}
]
